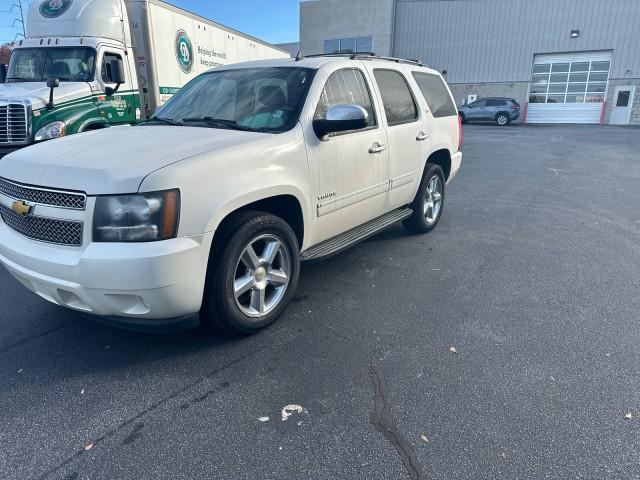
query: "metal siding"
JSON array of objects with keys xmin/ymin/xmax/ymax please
[{"xmin": 393, "ymin": 0, "xmax": 640, "ymax": 83}]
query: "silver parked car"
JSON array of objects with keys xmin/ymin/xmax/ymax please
[{"xmin": 458, "ymin": 97, "xmax": 521, "ymax": 126}]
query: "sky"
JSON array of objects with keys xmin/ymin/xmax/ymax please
[{"xmin": 0, "ymin": 0, "xmax": 301, "ymax": 46}]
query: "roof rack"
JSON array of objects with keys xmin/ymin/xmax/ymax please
[{"xmin": 295, "ymin": 52, "xmax": 427, "ymax": 67}]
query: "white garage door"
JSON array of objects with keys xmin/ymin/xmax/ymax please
[{"xmin": 527, "ymin": 51, "xmax": 612, "ymax": 124}]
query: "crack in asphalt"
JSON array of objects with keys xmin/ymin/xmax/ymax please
[
  {"xmin": 37, "ymin": 345, "xmax": 267, "ymax": 480},
  {"xmin": 321, "ymin": 322, "xmax": 424, "ymax": 480}
]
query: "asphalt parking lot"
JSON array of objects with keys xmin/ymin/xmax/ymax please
[{"xmin": 1, "ymin": 124, "xmax": 640, "ymax": 480}]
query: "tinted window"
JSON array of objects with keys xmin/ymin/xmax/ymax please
[
  {"xmin": 102, "ymin": 52, "xmax": 123, "ymax": 84},
  {"xmin": 314, "ymin": 68, "xmax": 377, "ymax": 130},
  {"xmin": 152, "ymin": 67, "xmax": 314, "ymax": 133},
  {"xmin": 486, "ymin": 99, "xmax": 507, "ymax": 107},
  {"xmin": 411, "ymin": 72, "xmax": 457, "ymax": 118},
  {"xmin": 373, "ymin": 69, "xmax": 418, "ymax": 126}
]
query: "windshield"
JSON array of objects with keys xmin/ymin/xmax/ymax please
[
  {"xmin": 150, "ymin": 67, "xmax": 315, "ymax": 133},
  {"xmin": 7, "ymin": 47, "xmax": 96, "ymax": 83}
]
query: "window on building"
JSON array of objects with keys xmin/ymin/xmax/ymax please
[
  {"xmin": 314, "ymin": 68, "xmax": 377, "ymax": 132},
  {"xmin": 324, "ymin": 39, "xmax": 340, "ymax": 55},
  {"xmin": 412, "ymin": 72, "xmax": 457, "ymax": 118},
  {"xmin": 529, "ymin": 60, "xmax": 610, "ymax": 104},
  {"xmin": 373, "ymin": 69, "xmax": 418, "ymax": 126},
  {"xmin": 324, "ymin": 36, "xmax": 374, "ymax": 54},
  {"xmin": 616, "ymin": 91, "xmax": 631, "ymax": 107}
]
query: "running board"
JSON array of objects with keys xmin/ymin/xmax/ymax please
[{"xmin": 301, "ymin": 208, "xmax": 413, "ymax": 262}]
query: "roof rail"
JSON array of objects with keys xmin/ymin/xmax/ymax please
[{"xmin": 295, "ymin": 52, "xmax": 427, "ymax": 67}]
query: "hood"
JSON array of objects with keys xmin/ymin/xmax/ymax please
[
  {"xmin": 0, "ymin": 82, "xmax": 93, "ymax": 111},
  {"xmin": 0, "ymin": 125, "xmax": 272, "ymax": 194}
]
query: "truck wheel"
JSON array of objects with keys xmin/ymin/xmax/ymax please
[
  {"xmin": 496, "ymin": 113, "xmax": 510, "ymax": 126},
  {"xmin": 201, "ymin": 211, "xmax": 300, "ymax": 335},
  {"xmin": 404, "ymin": 163, "xmax": 446, "ymax": 234}
]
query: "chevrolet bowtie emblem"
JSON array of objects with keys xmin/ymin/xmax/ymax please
[{"xmin": 11, "ymin": 200, "xmax": 33, "ymax": 216}]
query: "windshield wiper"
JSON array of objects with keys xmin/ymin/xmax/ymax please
[
  {"xmin": 145, "ymin": 117, "xmax": 183, "ymax": 126},
  {"xmin": 6, "ymin": 77, "xmax": 33, "ymax": 82},
  {"xmin": 181, "ymin": 117, "xmax": 255, "ymax": 132}
]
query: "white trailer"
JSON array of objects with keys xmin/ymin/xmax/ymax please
[{"xmin": 0, "ymin": 0, "xmax": 288, "ymax": 157}]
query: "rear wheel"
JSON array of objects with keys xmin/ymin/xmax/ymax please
[
  {"xmin": 496, "ymin": 113, "xmax": 510, "ymax": 126},
  {"xmin": 201, "ymin": 211, "xmax": 300, "ymax": 335},
  {"xmin": 404, "ymin": 163, "xmax": 446, "ymax": 234},
  {"xmin": 459, "ymin": 112, "xmax": 467, "ymax": 124}
]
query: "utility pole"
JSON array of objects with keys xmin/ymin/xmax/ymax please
[{"xmin": 11, "ymin": 0, "xmax": 26, "ymax": 39}]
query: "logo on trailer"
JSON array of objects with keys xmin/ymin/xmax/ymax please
[
  {"xmin": 39, "ymin": 0, "xmax": 73, "ymax": 18},
  {"xmin": 175, "ymin": 30, "xmax": 194, "ymax": 74}
]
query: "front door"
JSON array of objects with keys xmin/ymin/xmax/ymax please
[
  {"xmin": 466, "ymin": 100, "xmax": 487, "ymax": 120},
  {"xmin": 366, "ymin": 67, "xmax": 427, "ymax": 208},
  {"xmin": 305, "ymin": 66, "xmax": 390, "ymax": 244},
  {"xmin": 610, "ymin": 86, "xmax": 635, "ymax": 125}
]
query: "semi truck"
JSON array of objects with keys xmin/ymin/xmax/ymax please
[{"xmin": 0, "ymin": 0, "xmax": 288, "ymax": 157}]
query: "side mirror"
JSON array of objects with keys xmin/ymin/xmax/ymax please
[
  {"xmin": 313, "ymin": 104, "xmax": 369, "ymax": 139},
  {"xmin": 105, "ymin": 58, "xmax": 125, "ymax": 96},
  {"xmin": 46, "ymin": 77, "xmax": 60, "ymax": 111},
  {"xmin": 0, "ymin": 64, "xmax": 6, "ymax": 83}
]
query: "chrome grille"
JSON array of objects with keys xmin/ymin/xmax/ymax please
[
  {"xmin": 0, "ymin": 203, "xmax": 83, "ymax": 247},
  {"xmin": 0, "ymin": 104, "xmax": 28, "ymax": 145},
  {"xmin": 0, "ymin": 177, "xmax": 86, "ymax": 210}
]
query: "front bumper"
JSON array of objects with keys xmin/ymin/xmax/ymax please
[{"xmin": 0, "ymin": 221, "xmax": 214, "ymax": 324}]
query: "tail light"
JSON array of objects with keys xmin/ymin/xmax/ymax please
[
  {"xmin": 457, "ymin": 114, "xmax": 463, "ymax": 151},
  {"xmin": 511, "ymin": 104, "xmax": 521, "ymax": 110}
]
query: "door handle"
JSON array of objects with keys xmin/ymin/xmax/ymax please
[
  {"xmin": 369, "ymin": 143, "xmax": 387, "ymax": 154},
  {"xmin": 416, "ymin": 131, "xmax": 430, "ymax": 141}
]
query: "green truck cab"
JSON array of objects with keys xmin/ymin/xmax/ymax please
[{"xmin": 0, "ymin": 0, "xmax": 287, "ymax": 158}]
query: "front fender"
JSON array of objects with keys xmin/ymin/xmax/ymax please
[{"xmin": 138, "ymin": 127, "xmax": 314, "ymax": 247}]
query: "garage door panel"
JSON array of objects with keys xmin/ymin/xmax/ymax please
[
  {"xmin": 528, "ymin": 51, "xmax": 611, "ymax": 124},
  {"xmin": 527, "ymin": 104, "xmax": 603, "ymax": 124}
]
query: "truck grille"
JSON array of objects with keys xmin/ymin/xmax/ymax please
[
  {"xmin": 0, "ymin": 104, "xmax": 29, "ymax": 145},
  {"xmin": 0, "ymin": 177, "xmax": 86, "ymax": 210},
  {"xmin": 0, "ymin": 203, "xmax": 83, "ymax": 247}
]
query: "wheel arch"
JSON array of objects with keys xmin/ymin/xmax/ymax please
[
  {"xmin": 425, "ymin": 148, "xmax": 452, "ymax": 181},
  {"xmin": 209, "ymin": 191, "xmax": 308, "ymax": 257}
]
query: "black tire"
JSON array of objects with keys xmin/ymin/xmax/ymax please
[
  {"xmin": 495, "ymin": 112, "xmax": 510, "ymax": 126},
  {"xmin": 459, "ymin": 112, "xmax": 467, "ymax": 124},
  {"xmin": 403, "ymin": 163, "xmax": 446, "ymax": 234},
  {"xmin": 201, "ymin": 211, "xmax": 300, "ymax": 335}
]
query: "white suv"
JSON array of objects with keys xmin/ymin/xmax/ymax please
[{"xmin": 0, "ymin": 54, "xmax": 462, "ymax": 334}]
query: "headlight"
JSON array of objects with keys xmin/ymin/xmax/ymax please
[
  {"xmin": 34, "ymin": 121, "xmax": 66, "ymax": 142},
  {"xmin": 93, "ymin": 190, "xmax": 180, "ymax": 242}
]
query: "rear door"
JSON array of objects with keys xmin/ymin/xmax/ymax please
[
  {"xmin": 486, "ymin": 99, "xmax": 507, "ymax": 119},
  {"xmin": 365, "ymin": 66, "xmax": 425, "ymax": 208}
]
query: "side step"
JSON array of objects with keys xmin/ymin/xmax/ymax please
[{"xmin": 301, "ymin": 208, "xmax": 413, "ymax": 262}]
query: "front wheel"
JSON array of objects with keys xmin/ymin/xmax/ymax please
[
  {"xmin": 404, "ymin": 163, "xmax": 446, "ymax": 234},
  {"xmin": 201, "ymin": 211, "xmax": 300, "ymax": 335}
]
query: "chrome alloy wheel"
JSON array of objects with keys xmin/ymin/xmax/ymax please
[
  {"xmin": 497, "ymin": 114, "xmax": 508, "ymax": 126},
  {"xmin": 424, "ymin": 175, "xmax": 443, "ymax": 225},
  {"xmin": 233, "ymin": 234, "xmax": 291, "ymax": 318}
]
